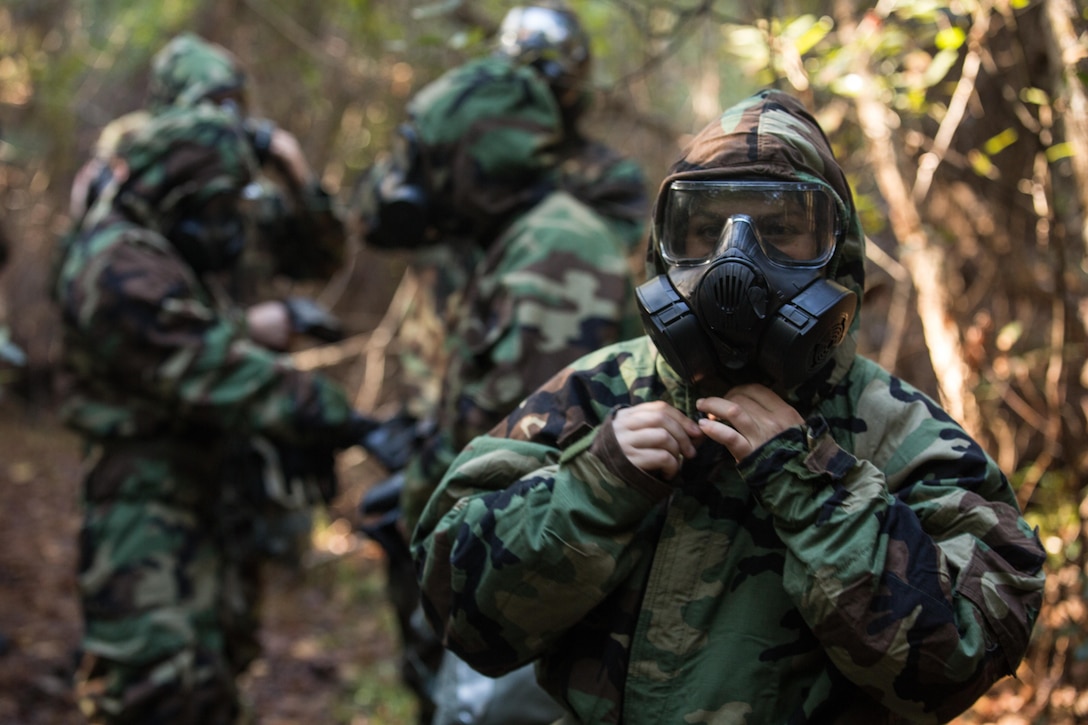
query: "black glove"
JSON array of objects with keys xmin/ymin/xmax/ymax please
[
  {"xmin": 277, "ymin": 441, "xmax": 339, "ymax": 505},
  {"xmin": 358, "ymin": 412, "xmax": 434, "ymax": 472},
  {"xmin": 356, "ymin": 470, "xmax": 411, "ymax": 566},
  {"xmin": 243, "ymin": 117, "xmax": 276, "ymax": 166},
  {"xmin": 284, "ymin": 296, "xmax": 344, "ymax": 343}
]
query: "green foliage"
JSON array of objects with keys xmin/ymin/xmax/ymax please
[
  {"xmin": 330, "ymin": 558, "xmax": 420, "ymax": 723},
  {"xmin": 341, "ymin": 667, "xmax": 419, "ymax": 724}
]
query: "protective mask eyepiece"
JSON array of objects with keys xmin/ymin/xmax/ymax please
[{"xmin": 657, "ymin": 180, "xmax": 840, "ymax": 268}]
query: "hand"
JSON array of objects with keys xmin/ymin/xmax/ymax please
[
  {"xmin": 284, "ymin": 297, "xmax": 344, "ymax": 343},
  {"xmin": 697, "ymin": 384, "xmax": 803, "ymax": 462},
  {"xmin": 246, "ymin": 300, "xmax": 291, "ymax": 351},
  {"xmin": 613, "ymin": 401, "xmax": 703, "ymax": 481},
  {"xmin": 357, "ymin": 412, "xmax": 432, "ymax": 472},
  {"xmin": 267, "ymin": 127, "xmax": 314, "ymax": 188},
  {"xmin": 276, "ymin": 441, "xmax": 339, "ymax": 504}
]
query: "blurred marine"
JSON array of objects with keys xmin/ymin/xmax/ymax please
[{"xmin": 53, "ymin": 105, "xmax": 374, "ymax": 724}]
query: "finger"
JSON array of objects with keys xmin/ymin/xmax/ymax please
[
  {"xmin": 698, "ymin": 416, "xmax": 753, "ymax": 461},
  {"xmin": 621, "ymin": 439, "xmax": 683, "ymax": 480},
  {"xmin": 652, "ymin": 412, "xmax": 702, "ymax": 457},
  {"xmin": 617, "ymin": 404, "xmax": 702, "ymax": 453},
  {"xmin": 616, "ymin": 425, "xmax": 678, "ymax": 455},
  {"xmin": 696, "ymin": 397, "xmax": 748, "ymax": 428},
  {"xmin": 724, "ymin": 385, "xmax": 803, "ymax": 431}
]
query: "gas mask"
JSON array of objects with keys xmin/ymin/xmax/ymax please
[
  {"xmin": 360, "ymin": 123, "xmax": 432, "ymax": 250},
  {"xmin": 167, "ymin": 193, "xmax": 247, "ymax": 274},
  {"xmin": 636, "ymin": 180, "xmax": 857, "ymax": 390}
]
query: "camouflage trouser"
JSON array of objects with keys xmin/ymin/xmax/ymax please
[{"xmin": 74, "ymin": 439, "xmax": 262, "ymax": 725}]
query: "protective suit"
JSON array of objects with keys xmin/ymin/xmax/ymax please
[
  {"xmin": 53, "ymin": 105, "xmax": 363, "ymax": 724},
  {"xmin": 413, "ymin": 89, "xmax": 1046, "ymax": 724},
  {"xmin": 362, "ymin": 55, "xmax": 643, "ymax": 725}
]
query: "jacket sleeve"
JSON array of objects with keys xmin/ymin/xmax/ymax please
[
  {"xmin": 63, "ymin": 236, "xmax": 355, "ymax": 443},
  {"xmin": 412, "ymin": 426, "xmax": 665, "ymax": 677},
  {"xmin": 412, "ymin": 357, "xmax": 667, "ymax": 677},
  {"xmin": 739, "ymin": 373, "xmax": 1046, "ymax": 722}
]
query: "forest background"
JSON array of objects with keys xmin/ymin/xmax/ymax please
[{"xmin": 1, "ymin": 0, "xmax": 1087, "ymax": 723}]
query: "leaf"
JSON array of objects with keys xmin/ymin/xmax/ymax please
[
  {"xmin": 934, "ymin": 26, "xmax": 966, "ymax": 51},
  {"xmin": 785, "ymin": 14, "xmax": 834, "ymax": 55},
  {"xmin": 1020, "ymin": 87, "xmax": 1051, "ymax": 105},
  {"xmin": 983, "ymin": 127, "xmax": 1019, "ymax": 155},
  {"xmin": 922, "ymin": 47, "xmax": 959, "ymax": 87},
  {"xmin": 1046, "ymin": 142, "xmax": 1074, "ymax": 162},
  {"xmin": 968, "ymin": 149, "xmax": 997, "ymax": 179},
  {"xmin": 995, "ymin": 321, "xmax": 1023, "ymax": 351}
]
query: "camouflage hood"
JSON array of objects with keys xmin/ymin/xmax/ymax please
[
  {"xmin": 650, "ymin": 89, "xmax": 865, "ymax": 332},
  {"xmin": 92, "ymin": 104, "xmax": 256, "ymax": 235},
  {"xmin": 147, "ymin": 33, "xmax": 246, "ymax": 113},
  {"xmin": 406, "ymin": 55, "xmax": 563, "ymax": 236}
]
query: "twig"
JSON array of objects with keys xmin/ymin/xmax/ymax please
[
  {"xmin": 1016, "ymin": 152, "xmax": 1065, "ymax": 509},
  {"xmin": 864, "ymin": 239, "xmax": 912, "ymax": 372},
  {"xmin": 840, "ymin": 4, "xmax": 982, "ymax": 437},
  {"xmin": 353, "ymin": 268, "xmax": 421, "ymax": 412},
  {"xmin": 912, "ymin": 3, "xmax": 991, "ymax": 204}
]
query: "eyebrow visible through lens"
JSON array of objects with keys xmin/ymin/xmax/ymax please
[{"xmin": 685, "ymin": 211, "xmax": 724, "ymax": 257}]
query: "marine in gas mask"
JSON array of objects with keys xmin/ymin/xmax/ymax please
[
  {"xmin": 411, "ymin": 89, "xmax": 1046, "ymax": 725},
  {"xmin": 52, "ymin": 104, "xmax": 375, "ymax": 725}
]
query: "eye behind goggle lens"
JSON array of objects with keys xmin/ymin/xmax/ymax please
[{"xmin": 659, "ymin": 180, "xmax": 839, "ymax": 267}]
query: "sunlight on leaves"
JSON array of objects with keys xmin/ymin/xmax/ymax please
[
  {"xmin": 922, "ymin": 48, "xmax": 959, "ymax": 87},
  {"xmin": 934, "ymin": 26, "xmax": 966, "ymax": 51},
  {"xmin": 722, "ymin": 25, "xmax": 770, "ymax": 71},
  {"xmin": 784, "ymin": 14, "xmax": 834, "ymax": 55},
  {"xmin": 1046, "ymin": 142, "xmax": 1074, "ymax": 162},
  {"xmin": 983, "ymin": 127, "xmax": 1019, "ymax": 156}
]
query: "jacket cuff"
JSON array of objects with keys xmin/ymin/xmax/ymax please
[
  {"xmin": 589, "ymin": 409, "xmax": 673, "ymax": 502},
  {"xmin": 801, "ymin": 414, "xmax": 856, "ymax": 479}
]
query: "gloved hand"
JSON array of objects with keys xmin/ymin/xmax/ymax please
[
  {"xmin": 243, "ymin": 117, "xmax": 276, "ymax": 166},
  {"xmin": 284, "ymin": 296, "xmax": 344, "ymax": 343},
  {"xmin": 358, "ymin": 411, "xmax": 435, "ymax": 472},
  {"xmin": 277, "ymin": 440, "xmax": 339, "ymax": 505},
  {"xmin": 356, "ymin": 470, "xmax": 411, "ymax": 564}
]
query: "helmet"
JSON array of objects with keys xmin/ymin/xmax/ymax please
[
  {"xmin": 494, "ymin": 3, "xmax": 591, "ymax": 117},
  {"xmin": 147, "ymin": 33, "xmax": 248, "ymax": 113},
  {"xmin": 636, "ymin": 90, "xmax": 864, "ymax": 392},
  {"xmin": 112, "ymin": 104, "xmax": 257, "ymax": 272}
]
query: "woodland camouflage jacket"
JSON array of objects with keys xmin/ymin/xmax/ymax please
[
  {"xmin": 556, "ymin": 134, "xmax": 649, "ymax": 256},
  {"xmin": 53, "ymin": 106, "xmax": 354, "ymax": 451},
  {"xmin": 413, "ymin": 90, "xmax": 1046, "ymax": 724},
  {"xmin": 397, "ymin": 56, "xmax": 644, "ymax": 529},
  {"xmin": 400, "ymin": 187, "xmax": 643, "ymax": 529}
]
